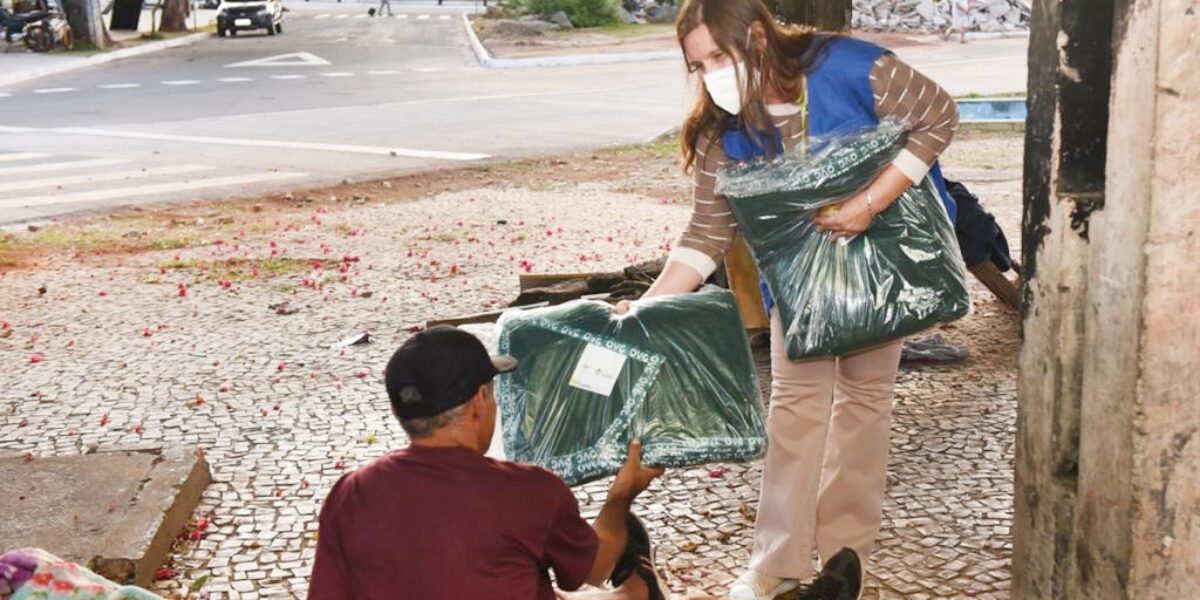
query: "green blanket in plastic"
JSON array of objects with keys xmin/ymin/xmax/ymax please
[
  {"xmin": 496, "ymin": 286, "xmax": 766, "ymax": 486},
  {"xmin": 716, "ymin": 121, "xmax": 971, "ymax": 360}
]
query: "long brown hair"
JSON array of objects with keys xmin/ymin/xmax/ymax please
[{"xmin": 676, "ymin": 0, "xmax": 834, "ymax": 173}]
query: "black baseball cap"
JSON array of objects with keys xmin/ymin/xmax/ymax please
[{"xmin": 385, "ymin": 325, "xmax": 518, "ymax": 420}]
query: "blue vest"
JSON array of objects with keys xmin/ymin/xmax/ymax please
[{"xmin": 721, "ymin": 36, "xmax": 958, "ymax": 312}]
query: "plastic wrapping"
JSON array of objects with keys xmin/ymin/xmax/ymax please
[
  {"xmin": 715, "ymin": 120, "xmax": 971, "ymax": 360},
  {"xmin": 496, "ymin": 286, "xmax": 766, "ymax": 486}
]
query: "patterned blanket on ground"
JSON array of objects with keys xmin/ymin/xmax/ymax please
[{"xmin": 0, "ymin": 549, "xmax": 162, "ymax": 600}]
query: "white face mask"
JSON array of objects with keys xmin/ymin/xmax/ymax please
[{"xmin": 703, "ymin": 61, "xmax": 750, "ymax": 115}]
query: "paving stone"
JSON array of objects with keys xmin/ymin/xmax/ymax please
[{"xmin": 0, "ymin": 135, "xmax": 1023, "ymax": 598}]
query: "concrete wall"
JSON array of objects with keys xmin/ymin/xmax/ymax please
[{"xmin": 1015, "ymin": 0, "xmax": 1200, "ymax": 597}]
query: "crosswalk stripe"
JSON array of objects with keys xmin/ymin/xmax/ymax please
[
  {"xmin": 321, "ymin": 72, "xmax": 354, "ymax": 77},
  {"xmin": 271, "ymin": 74, "xmax": 306, "ymax": 80},
  {"xmin": 49, "ymin": 128, "xmax": 492, "ymax": 161},
  {"xmin": 0, "ymin": 171, "xmax": 308, "ymax": 210},
  {"xmin": 397, "ymin": 13, "xmax": 407, "ymax": 18},
  {"xmin": 335, "ymin": 13, "xmax": 348, "ymax": 19},
  {"xmin": 0, "ymin": 93, "xmax": 11, "ymax": 98},
  {"xmin": 314, "ymin": 13, "xmax": 330, "ymax": 19},
  {"xmin": 355, "ymin": 13, "xmax": 368, "ymax": 19},
  {"xmin": 34, "ymin": 88, "xmax": 77, "ymax": 94},
  {"xmin": 438, "ymin": 14, "xmax": 449, "ymax": 20},
  {"xmin": 412, "ymin": 67, "xmax": 444, "ymax": 73},
  {"xmin": 0, "ymin": 158, "xmax": 130, "ymax": 176},
  {"xmin": 162, "ymin": 80, "xmax": 201, "ymax": 86},
  {"xmin": 99, "ymin": 83, "xmax": 142, "ymax": 89},
  {"xmin": 368, "ymin": 70, "xmax": 400, "ymax": 75},
  {"xmin": 416, "ymin": 14, "xmax": 429, "ymax": 19},
  {"xmin": 0, "ymin": 153, "xmax": 53, "ymax": 163},
  {"xmin": 2, "ymin": 165, "xmax": 215, "ymax": 193}
]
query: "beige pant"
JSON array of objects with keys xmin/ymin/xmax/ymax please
[{"xmin": 749, "ymin": 311, "xmax": 904, "ymax": 579}]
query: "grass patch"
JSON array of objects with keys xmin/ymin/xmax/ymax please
[
  {"xmin": 606, "ymin": 138, "xmax": 679, "ymax": 160},
  {"xmin": 158, "ymin": 257, "xmax": 322, "ymax": 282},
  {"xmin": 957, "ymin": 91, "xmax": 1027, "ymax": 99},
  {"xmin": 140, "ymin": 31, "xmax": 166, "ymax": 41}
]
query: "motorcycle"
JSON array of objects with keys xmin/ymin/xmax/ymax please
[{"xmin": 1, "ymin": 5, "xmax": 72, "ymax": 53}]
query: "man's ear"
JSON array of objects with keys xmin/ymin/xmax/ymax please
[{"xmin": 469, "ymin": 387, "xmax": 488, "ymax": 419}]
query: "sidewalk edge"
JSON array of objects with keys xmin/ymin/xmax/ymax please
[
  {"xmin": 461, "ymin": 14, "xmax": 676, "ymax": 69},
  {"xmin": 0, "ymin": 32, "xmax": 209, "ymax": 88}
]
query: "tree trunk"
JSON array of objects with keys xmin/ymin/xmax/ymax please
[
  {"xmin": 774, "ymin": 0, "xmax": 851, "ymax": 31},
  {"xmin": 160, "ymin": 0, "xmax": 190, "ymax": 32},
  {"xmin": 62, "ymin": 0, "xmax": 108, "ymax": 48}
]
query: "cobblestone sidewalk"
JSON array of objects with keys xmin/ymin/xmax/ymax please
[{"xmin": 0, "ymin": 131, "xmax": 1022, "ymax": 599}]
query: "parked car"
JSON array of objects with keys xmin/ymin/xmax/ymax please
[
  {"xmin": 216, "ymin": 0, "xmax": 282, "ymax": 36},
  {"xmin": 202, "ymin": 0, "xmax": 220, "ymax": 9}
]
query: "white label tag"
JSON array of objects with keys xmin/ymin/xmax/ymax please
[{"xmin": 568, "ymin": 343, "xmax": 628, "ymax": 397}]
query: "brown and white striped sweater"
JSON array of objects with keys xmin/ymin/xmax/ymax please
[{"xmin": 669, "ymin": 52, "xmax": 960, "ymax": 279}]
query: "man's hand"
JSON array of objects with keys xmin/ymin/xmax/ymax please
[
  {"xmin": 813, "ymin": 193, "xmax": 873, "ymax": 239},
  {"xmin": 610, "ymin": 439, "xmax": 664, "ymax": 502}
]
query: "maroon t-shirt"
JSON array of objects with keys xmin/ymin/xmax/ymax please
[{"xmin": 308, "ymin": 445, "xmax": 599, "ymax": 599}]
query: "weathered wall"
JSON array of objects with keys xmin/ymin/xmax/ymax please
[
  {"xmin": 1017, "ymin": 0, "xmax": 1200, "ymax": 596},
  {"xmin": 1014, "ymin": 0, "xmax": 1111, "ymax": 596},
  {"xmin": 1128, "ymin": 0, "xmax": 1200, "ymax": 595}
]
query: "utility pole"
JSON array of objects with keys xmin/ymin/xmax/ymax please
[{"xmin": 773, "ymin": 0, "xmax": 851, "ymax": 31}]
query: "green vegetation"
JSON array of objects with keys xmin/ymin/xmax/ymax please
[{"xmin": 503, "ymin": 0, "xmax": 621, "ymax": 28}]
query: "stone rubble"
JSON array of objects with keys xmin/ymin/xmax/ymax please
[{"xmin": 852, "ymin": 0, "xmax": 1031, "ymax": 33}]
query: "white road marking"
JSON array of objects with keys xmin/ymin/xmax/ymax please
[
  {"xmin": 0, "ymin": 158, "xmax": 130, "ymax": 176},
  {"xmin": 335, "ymin": 13, "xmax": 348, "ymax": 19},
  {"xmin": 416, "ymin": 14, "xmax": 429, "ymax": 19},
  {"xmin": 0, "ymin": 93, "xmax": 10, "ymax": 98},
  {"xmin": 0, "ymin": 152, "xmax": 53, "ymax": 163},
  {"xmin": 34, "ymin": 88, "xmax": 77, "ymax": 94},
  {"xmin": 271, "ymin": 74, "xmax": 307, "ymax": 80},
  {"xmin": 0, "ymin": 126, "xmax": 36, "ymax": 133},
  {"xmin": 354, "ymin": 13, "xmax": 368, "ymax": 18},
  {"xmin": 3, "ymin": 165, "xmax": 215, "ymax": 193},
  {"xmin": 218, "ymin": 77, "xmax": 255, "ymax": 82},
  {"xmin": 99, "ymin": 83, "xmax": 142, "ymax": 89},
  {"xmin": 321, "ymin": 72, "xmax": 354, "ymax": 77},
  {"xmin": 162, "ymin": 80, "xmax": 201, "ymax": 86},
  {"xmin": 314, "ymin": 13, "xmax": 330, "ymax": 19},
  {"xmin": 226, "ymin": 52, "xmax": 331, "ymax": 68},
  {"xmin": 367, "ymin": 70, "xmax": 400, "ymax": 75},
  {"xmin": 438, "ymin": 14, "xmax": 449, "ymax": 20},
  {"xmin": 48, "ymin": 128, "xmax": 491, "ymax": 161},
  {"xmin": 396, "ymin": 13, "xmax": 407, "ymax": 18},
  {"xmin": 412, "ymin": 67, "xmax": 444, "ymax": 73},
  {"xmin": 0, "ymin": 171, "xmax": 308, "ymax": 210}
]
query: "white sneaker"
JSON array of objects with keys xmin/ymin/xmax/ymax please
[{"xmin": 728, "ymin": 569, "xmax": 798, "ymax": 600}]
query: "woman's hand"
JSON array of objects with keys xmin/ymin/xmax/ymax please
[
  {"xmin": 813, "ymin": 193, "xmax": 873, "ymax": 239},
  {"xmin": 613, "ymin": 300, "xmax": 633, "ymax": 315}
]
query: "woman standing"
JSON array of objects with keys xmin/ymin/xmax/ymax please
[{"xmin": 616, "ymin": 1, "xmax": 960, "ymax": 598}]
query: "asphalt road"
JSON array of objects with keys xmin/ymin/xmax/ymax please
[
  {"xmin": 0, "ymin": 7, "xmax": 1027, "ymax": 226},
  {"xmin": 0, "ymin": 2, "xmax": 691, "ymax": 224}
]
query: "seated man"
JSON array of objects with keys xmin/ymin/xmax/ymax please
[{"xmin": 309, "ymin": 326, "xmax": 665, "ymax": 600}]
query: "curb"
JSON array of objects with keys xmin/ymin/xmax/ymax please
[
  {"xmin": 462, "ymin": 14, "xmax": 676, "ymax": 69},
  {"xmin": 0, "ymin": 32, "xmax": 209, "ymax": 88}
]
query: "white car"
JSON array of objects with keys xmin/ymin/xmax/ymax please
[{"xmin": 216, "ymin": 0, "xmax": 282, "ymax": 36}]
